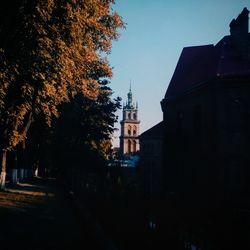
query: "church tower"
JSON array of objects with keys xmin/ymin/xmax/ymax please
[{"xmin": 120, "ymin": 85, "xmax": 140, "ymax": 155}]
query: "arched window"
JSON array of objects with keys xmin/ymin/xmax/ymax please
[
  {"xmin": 133, "ymin": 126, "xmax": 136, "ymax": 135},
  {"xmin": 128, "ymin": 113, "xmax": 131, "ymax": 120},
  {"xmin": 128, "ymin": 140, "xmax": 132, "ymax": 153},
  {"xmin": 128, "ymin": 125, "xmax": 131, "ymax": 135},
  {"xmin": 133, "ymin": 140, "xmax": 137, "ymax": 152},
  {"xmin": 133, "ymin": 113, "xmax": 137, "ymax": 120}
]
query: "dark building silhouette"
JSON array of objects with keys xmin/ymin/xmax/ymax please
[
  {"xmin": 140, "ymin": 121, "xmax": 163, "ymax": 199},
  {"xmin": 139, "ymin": 121, "xmax": 164, "ymax": 233},
  {"xmin": 160, "ymin": 8, "xmax": 250, "ymax": 249}
]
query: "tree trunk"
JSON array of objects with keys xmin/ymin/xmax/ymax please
[
  {"xmin": 11, "ymin": 169, "xmax": 18, "ymax": 184},
  {"xmin": 10, "ymin": 150, "xmax": 18, "ymax": 185},
  {"xmin": 18, "ymin": 140, "xmax": 26, "ymax": 182},
  {"xmin": 19, "ymin": 168, "xmax": 24, "ymax": 181},
  {"xmin": 0, "ymin": 150, "xmax": 7, "ymax": 190},
  {"xmin": 20, "ymin": 112, "xmax": 33, "ymax": 141},
  {"xmin": 24, "ymin": 168, "xmax": 28, "ymax": 179}
]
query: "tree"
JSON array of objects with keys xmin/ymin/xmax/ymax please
[
  {"xmin": 0, "ymin": 0, "xmax": 124, "ymax": 189},
  {"xmin": 46, "ymin": 81, "xmax": 121, "ymax": 179}
]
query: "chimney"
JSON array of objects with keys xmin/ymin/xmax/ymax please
[{"xmin": 229, "ymin": 7, "xmax": 249, "ymax": 59}]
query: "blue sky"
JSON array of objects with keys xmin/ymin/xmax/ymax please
[{"xmin": 109, "ymin": 1, "xmax": 250, "ymax": 147}]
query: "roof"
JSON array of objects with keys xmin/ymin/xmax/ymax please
[
  {"xmin": 165, "ymin": 33, "xmax": 250, "ymax": 99},
  {"xmin": 140, "ymin": 121, "xmax": 163, "ymax": 139}
]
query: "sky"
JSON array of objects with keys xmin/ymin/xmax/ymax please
[{"xmin": 109, "ymin": 0, "xmax": 250, "ymax": 147}]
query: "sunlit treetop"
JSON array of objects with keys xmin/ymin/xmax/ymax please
[{"xmin": 0, "ymin": 0, "xmax": 124, "ymax": 149}]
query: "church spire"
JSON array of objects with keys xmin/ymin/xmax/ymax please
[{"xmin": 126, "ymin": 82, "xmax": 133, "ymax": 109}]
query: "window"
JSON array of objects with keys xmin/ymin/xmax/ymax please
[
  {"xmin": 128, "ymin": 125, "xmax": 131, "ymax": 135},
  {"xmin": 133, "ymin": 126, "xmax": 136, "ymax": 135},
  {"xmin": 128, "ymin": 140, "xmax": 132, "ymax": 153},
  {"xmin": 133, "ymin": 140, "xmax": 137, "ymax": 152}
]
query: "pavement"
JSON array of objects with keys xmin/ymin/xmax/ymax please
[{"xmin": 0, "ymin": 177, "xmax": 117, "ymax": 250}]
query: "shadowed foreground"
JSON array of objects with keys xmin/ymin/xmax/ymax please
[{"xmin": 0, "ymin": 177, "xmax": 115, "ymax": 250}]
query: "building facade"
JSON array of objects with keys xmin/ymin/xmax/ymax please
[
  {"xmin": 120, "ymin": 86, "xmax": 140, "ymax": 155},
  {"xmin": 161, "ymin": 7, "xmax": 250, "ymax": 208},
  {"xmin": 160, "ymin": 8, "xmax": 250, "ymax": 249},
  {"xmin": 139, "ymin": 121, "xmax": 163, "ymax": 199}
]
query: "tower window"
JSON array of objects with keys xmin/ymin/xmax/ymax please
[
  {"xmin": 133, "ymin": 126, "xmax": 136, "ymax": 135},
  {"xmin": 128, "ymin": 125, "xmax": 131, "ymax": 136},
  {"xmin": 133, "ymin": 113, "xmax": 137, "ymax": 120},
  {"xmin": 133, "ymin": 140, "xmax": 137, "ymax": 152},
  {"xmin": 128, "ymin": 113, "xmax": 131, "ymax": 119},
  {"xmin": 128, "ymin": 140, "xmax": 132, "ymax": 153}
]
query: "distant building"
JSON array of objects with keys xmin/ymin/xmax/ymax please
[
  {"xmin": 104, "ymin": 86, "xmax": 141, "ymax": 196},
  {"xmin": 139, "ymin": 121, "xmax": 163, "ymax": 199},
  {"xmin": 119, "ymin": 86, "xmax": 140, "ymax": 155}
]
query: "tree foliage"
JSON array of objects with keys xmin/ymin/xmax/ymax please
[
  {"xmin": 0, "ymin": 0, "xmax": 124, "ymax": 151},
  {"xmin": 0, "ymin": 0, "xmax": 124, "ymax": 189},
  {"xmin": 47, "ymin": 81, "xmax": 121, "ymax": 175}
]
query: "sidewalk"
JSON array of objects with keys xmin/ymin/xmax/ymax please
[{"xmin": 0, "ymin": 177, "xmax": 116, "ymax": 250}]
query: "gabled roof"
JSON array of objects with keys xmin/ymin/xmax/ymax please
[
  {"xmin": 164, "ymin": 34, "xmax": 250, "ymax": 99},
  {"xmin": 140, "ymin": 121, "xmax": 163, "ymax": 139}
]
